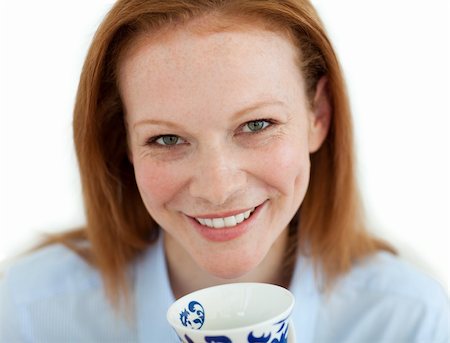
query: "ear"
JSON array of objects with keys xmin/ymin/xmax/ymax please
[{"xmin": 308, "ymin": 76, "xmax": 331, "ymax": 153}]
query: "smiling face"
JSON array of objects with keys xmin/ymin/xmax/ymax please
[{"xmin": 119, "ymin": 17, "xmax": 329, "ymax": 281}]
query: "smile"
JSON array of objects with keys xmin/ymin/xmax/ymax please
[{"xmin": 194, "ymin": 208, "xmax": 257, "ymax": 229}]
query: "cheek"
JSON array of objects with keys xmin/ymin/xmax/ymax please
[
  {"xmin": 254, "ymin": 137, "xmax": 310, "ymax": 196},
  {"xmin": 133, "ymin": 160, "xmax": 185, "ymax": 210}
]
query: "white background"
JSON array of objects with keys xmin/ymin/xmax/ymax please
[{"xmin": 0, "ymin": 1, "xmax": 448, "ymax": 294}]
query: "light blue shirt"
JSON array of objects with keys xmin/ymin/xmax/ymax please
[{"xmin": 1, "ymin": 235, "xmax": 449, "ymax": 342}]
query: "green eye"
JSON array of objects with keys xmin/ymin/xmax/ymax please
[
  {"xmin": 244, "ymin": 120, "xmax": 270, "ymax": 132},
  {"xmin": 157, "ymin": 135, "xmax": 180, "ymax": 145}
]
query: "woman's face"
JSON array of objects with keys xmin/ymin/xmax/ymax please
[{"xmin": 120, "ymin": 20, "xmax": 329, "ymax": 279}]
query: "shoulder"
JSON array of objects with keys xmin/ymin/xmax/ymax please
[
  {"xmin": 343, "ymin": 251, "xmax": 447, "ymax": 308},
  {"xmin": 0, "ymin": 244, "xmax": 136, "ymax": 342},
  {"xmin": 316, "ymin": 252, "xmax": 449, "ymax": 342},
  {"xmin": 2, "ymin": 244, "xmax": 101, "ymax": 304}
]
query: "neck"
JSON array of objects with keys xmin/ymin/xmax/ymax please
[{"xmin": 164, "ymin": 228, "xmax": 291, "ymax": 300}]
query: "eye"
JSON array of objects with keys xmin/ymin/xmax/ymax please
[
  {"xmin": 146, "ymin": 134, "xmax": 187, "ymax": 147},
  {"xmin": 242, "ymin": 120, "xmax": 271, "ymax": 133},
  {"xmin": 157, "ymin": 135, "xmax": 180, "ymax": 145}
]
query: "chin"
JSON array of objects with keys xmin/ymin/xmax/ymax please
[{"xmin": 196, "ymin": 248, "xmax": 266, "ymax": 281}]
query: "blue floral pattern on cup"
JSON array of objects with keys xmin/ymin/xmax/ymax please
[
  {"xmin": 248, "ymin": 317, "xmax": 289, "ymax": 343},
  {"xmin": 177, "ymin": 316, "xmax": 289, "ymax": 343},
  {"xmin": 179, "ymin": 301, "xmax": 205, "ymax": 329}
]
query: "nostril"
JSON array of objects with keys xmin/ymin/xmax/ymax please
[{"xmin": 188, "ymin": 173, "xmax": 247, "ymax": 206}]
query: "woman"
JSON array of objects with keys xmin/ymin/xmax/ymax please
[{"xmin": 1, "ymin": 0, "xmax": 448, "ymax": 342}]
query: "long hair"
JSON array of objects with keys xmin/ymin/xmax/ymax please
[{"xmin": 40, "ymin": 0, "xmax": 394, "ymax": 310}]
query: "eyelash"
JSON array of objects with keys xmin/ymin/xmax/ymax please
[
  {"xmin": 145, "ymin": 135, "xmax": 187, "ymax": 149},
  {"xmin": 241, "ymin": 119, "xmax": 272, "ymax": 133},
  {"xmin": 145, "ymin": 119, "xmax": 275, "ymax": 149}
]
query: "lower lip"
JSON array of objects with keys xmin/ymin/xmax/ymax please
[{"xmin": 186, "ymin": 201, "xmax": 267, "ymax": 242}]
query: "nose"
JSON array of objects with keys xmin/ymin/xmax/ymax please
[{"xmin": 189, "ymin": 144, "xmax": 247, "ymax": 206}]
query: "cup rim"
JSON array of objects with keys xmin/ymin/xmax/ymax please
[{"xmin": 166, "ymin": 282, "xmax": 295, "ymax": 335}]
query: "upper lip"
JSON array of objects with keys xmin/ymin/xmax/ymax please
[{"xmin": 187, "ymin": 202, "xmax": 265, "ymax": 219}]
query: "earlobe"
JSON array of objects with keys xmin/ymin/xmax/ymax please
[{"xmin": 308, "ymin": 76, "xmax": 331, "ymax": 153}]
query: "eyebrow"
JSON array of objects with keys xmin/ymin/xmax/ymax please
[
  {"xmin": 132, "ymin": 99, "xmax": 286, "ymax": 129},
  {"xmin": 232, "ymin": 99, "xmax": 286, "ymax": 120},
  {"xmin": 133, "ymin": 118, "xmax": 182, "ymax": 130}
]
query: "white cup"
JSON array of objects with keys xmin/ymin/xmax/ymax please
[{"xmin": 166, "ymin": 282, "xmax": 295, "ymax": 343}]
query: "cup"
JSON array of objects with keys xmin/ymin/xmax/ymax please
[{"xmin": 166, "ymin": 282, "xmax": 295, "ymax": 343}]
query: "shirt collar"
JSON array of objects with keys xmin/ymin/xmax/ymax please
[
  {"xmin": 135, "ymin": 232, "xmax": 177, "ymax": 342},
  {"xmin": 288, "ymin": 253, "xmax": 322, "ymax": 343}
]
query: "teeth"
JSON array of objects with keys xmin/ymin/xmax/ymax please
[
  {"xmin": 212, "ymin": 218, "xmax": 225, "ymax": 228},
  {"xmin": 224, "ymin": 216, "xmax": 237, "ymax": 227},
  {"xmin": 195, "ymin": 207, "xmax": 256, "ymax": 229},
  {"xmin": 235, "ymin": 213, "xmax": 244, "ymax": 223}
]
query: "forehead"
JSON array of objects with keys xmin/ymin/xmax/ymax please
[
  {"xmin": 118, "ymin": 16, "xmax": 306, "ymax": 121},
  {"xmin": 119, "ymin": 14, "xmax": 300, "ymax": 69}
]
